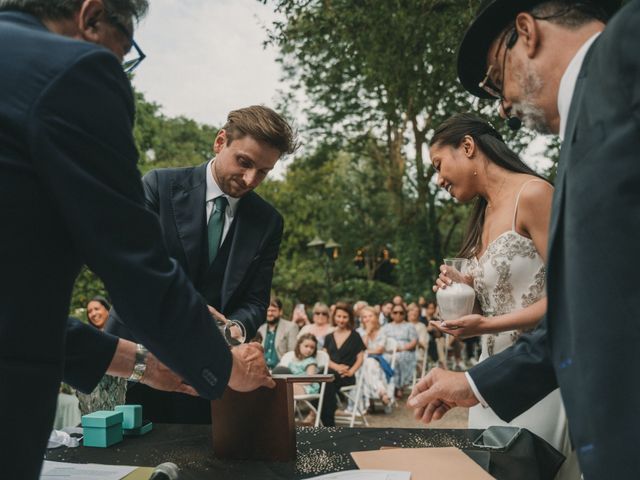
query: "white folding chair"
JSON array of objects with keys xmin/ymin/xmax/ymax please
[
  {"xmin": 383, "ymin": 337, "xmax": 399, "ymax": 405},
  {"xmin": 289, "ymin": 350, "xmax": 329, "ymax": 427},
  {"xmin": 412, "ymin": 335, "xmax": 430, "ymax": 390},
  {"xmin": 335, "ymin": 363, "xmax": 369, "ymax": 427}
]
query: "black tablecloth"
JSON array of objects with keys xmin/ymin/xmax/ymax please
[{"xmin": 46, "ymin": 425, "xmax": 563, "ymax": 479}]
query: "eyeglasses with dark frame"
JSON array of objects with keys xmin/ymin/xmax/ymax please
[
  {"xmin": 479, "ymin": 6, "xmax": 581, "ymax": 100},
  {"xmin": 391, "ymin": 310, "xmax": 405, "ymax": 315},
  {"xmin": 478, "ymin": 27, "xmax": 516, "ymax": 100},
  {"xmin": 108, "ymin": 15, "xmax": 146, "ymax": 74}
]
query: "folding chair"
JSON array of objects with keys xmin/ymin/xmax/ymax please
[
  {"xmin": 335, "ymin": 365, "xmax": 368, "ymax": 427},
  {"xmin": 337, "ymin": 336, "xmax": 399, "ymax": 426},
  {"xmin": 412, "ymin": 335, "xmax": 430, "ymax": 390}
]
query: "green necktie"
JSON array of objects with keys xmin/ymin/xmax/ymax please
[{"xmin": 208, "ymin": 196, "xmax": 228, "ymax": 263}]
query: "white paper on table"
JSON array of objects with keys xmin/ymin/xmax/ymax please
[
  {"xmin": 40, "ymin": 461, "xmax": 137, "ymax": 480},
  {"xmin": 304, "ymin": 470, "xmax": 411, "ymax": 480}
]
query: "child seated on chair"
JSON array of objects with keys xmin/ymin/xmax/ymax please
[{"xmin": 279, "ymin": 334, "xmax": 320, "ymax": 395}]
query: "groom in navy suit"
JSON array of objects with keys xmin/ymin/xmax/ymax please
[
  {"xmin": 107, "ymin": 105, "xmax": 294, "ymax": 423},
  {"xmin": 408, "ymin": 0, "xmax": 640, "ymax": 478}
]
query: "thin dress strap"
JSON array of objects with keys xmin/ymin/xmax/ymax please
[{"xmin": 512, "ymin": 179, "xmax": 548, "ymax": 231}]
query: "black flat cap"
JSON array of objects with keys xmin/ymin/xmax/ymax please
[{"xmin": 457, "ymin": 0, "xmax": 621, "ymax": 99}]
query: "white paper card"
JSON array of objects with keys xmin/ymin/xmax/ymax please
[
  {"xmin": 305, "ymin": 470, "xmax": 411, "ymax": 480},
  {"xmin": 40, "ymin": 461, "xmax": 137, "ymax": 480}
]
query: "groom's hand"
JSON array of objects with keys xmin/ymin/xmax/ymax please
[{"xmin": 407, "ymin": 368, "xmax": 479, "ymax": 424}]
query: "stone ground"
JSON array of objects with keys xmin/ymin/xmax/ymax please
[{"xmin": 339, "ymin": 397, "xmax": 469, "ymax": 430}]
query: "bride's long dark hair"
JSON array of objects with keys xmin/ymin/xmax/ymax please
[{"xmin": 429, "ymin": 113, "xmax": 551, "ymax": 258}]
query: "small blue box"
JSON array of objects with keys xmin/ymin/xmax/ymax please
[
  {"xmin": 115, "ymin": 405, "xmax": 142, "ymax": 429},
  {"xmin": 81, "ymin": 411, "xmax": 123, "ymax": 448}
]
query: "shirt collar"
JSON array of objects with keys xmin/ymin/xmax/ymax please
[
  {"xmin": 206, "ymin": 159, "xmax": 240, "ymax": 215},
  {"xmin": 557, "ymin": 32, "xmax": 600, "ymax": 140}
]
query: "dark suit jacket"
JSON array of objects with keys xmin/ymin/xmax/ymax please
[
  {"xmin": 0, "ymin": 12, "xmax": 231, "ymax": 478},
  {"xmin": 106, "ymin": 163, "xmax": 283, "ymax": 422},
  {"xmin": 468, "ymin": 2, "xmax": 640, "ymax": 477}
]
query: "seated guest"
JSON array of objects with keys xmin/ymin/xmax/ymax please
[
  {"xmin": 424, "ymin": 301, "xmax": 447, "ymax": 368},
  {"xmin": 278, "ymin": 334, "xmax": 320, "ymax": 396},
  {"xmin": 86, "ymin": 296, "xmax": 110, "ymax": 330},
  {"xmin": 359, "ymin": 307, "xmax": 392, "ymax": 408},
  {"xmin": 76, "ymin": 299, "xmax": 126, "ymax": 415},
  {"xmin": 381, "ymin": 303, "xmax": 418, "ymax": 398},
  {"xmin": 408, "ymin": 302, "xmax": 428, "ymax": 350},
  {"xmin": 320, "ymin": 302, "xmax": 366, "ymax": 426},
  {"xmin": 298, "ymin": 302, "xmax": 334, "ymax": 349},
  {"xmin": 378, "ymin": 300, "xmax": 392, "ymax": 326},
  {"xmin": 291, "ymin": 303, "xmax": 310, "ymax": 329},
  {"xmin": 258, "ymin": 297, "xmax": 299, "ymax": 371}
]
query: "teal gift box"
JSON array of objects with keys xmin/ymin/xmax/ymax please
[
  {"xmin": 81, "ymin": 411, "xmax": 123, "ymax": 448},
  {"xmin": 115, "ymin": 405, "xmax": 142, "ymax": 429}
]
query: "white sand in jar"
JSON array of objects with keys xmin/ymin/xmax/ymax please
[{"xmin": 436, "ymin": 283, "xmax": 476, "ymax": 320}]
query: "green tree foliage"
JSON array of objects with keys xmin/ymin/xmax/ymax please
[
  {"xmin": 260, "ymin": 0, "xmax": 535, "ymax": 296},
  {"xmin": 69, "ymin": 90, "xmax": 219, "ymax": 314}
]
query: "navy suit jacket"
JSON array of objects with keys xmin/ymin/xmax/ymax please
[
  {"xmin": 0, "ymin": 11, "xmax": 231, "ymax": 478},
  {"xmin": 468, "ymin": 1, "xmax": 640, "ymax": 477},
  {"xmin": 106, "ymin": 164, "xmax": 283, "ymax": 423},
  {"xmin": 108, "ymin": 163, "xmax": 284, "ymax": 342}
]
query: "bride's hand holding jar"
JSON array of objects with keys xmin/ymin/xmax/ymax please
[{"xmin": 430, "ymin": 314, "xmax": 487, "ymax": 339}]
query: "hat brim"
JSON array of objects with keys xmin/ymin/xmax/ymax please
[{"xmin": 457, "ymin": 0, "xmax": 622, "ymax": 99}]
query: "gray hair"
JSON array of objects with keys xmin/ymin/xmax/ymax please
[
  {"xmin": 0, "ymin": 0, "xmax": 149, "ymax": 24},
  {"xmin": 530, "ymin": 1, "xmax": 608, "ymax": 29}
]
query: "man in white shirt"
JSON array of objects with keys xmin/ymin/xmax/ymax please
[{"xmin": 408, "ymin": 0, "xmax": 640, "ymax": 477}]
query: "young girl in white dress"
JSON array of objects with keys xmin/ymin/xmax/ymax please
[{"xmin": 429, "ymin": 113, "xmax": 579, "ymax": 480}]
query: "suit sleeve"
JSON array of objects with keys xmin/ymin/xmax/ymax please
[
  {"xmin": 142, "ymin": 169, "xmax": 161, "ymax": 213},
  {"xmin": 28, "ymin": 50, "xmax": 231, "ymax": 399},
  {"xmin": 63, "ymin": 317, "xmax": 118, "ymax": 393},
  {"xmin": 227, "ymin": 212, "xmax": 284, "ymax": 340},
  {"xmin": 467, "ymin": 319, "xmax": 558, "ymax": 421}
]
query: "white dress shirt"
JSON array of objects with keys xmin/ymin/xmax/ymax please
[
  {"xmin": 557, "ymin": 32, "xmax": 601, "ymax": 140},
  {"xmin": 465, "ymin": 32, "xmax": 602, "ymax": 408},
  {"xmin": 205, "ymin": 159, "xmax": 240, "ymax": 244}
]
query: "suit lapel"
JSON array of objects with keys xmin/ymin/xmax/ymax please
[
  {"xmin": 170, "ymin": 163, "xmax": 208, "ymax": 280},
  {"xmin": 221, "ymin": 193, "xmax": 264, "ymax": 309}
]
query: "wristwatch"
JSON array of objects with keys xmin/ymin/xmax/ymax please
[{"xmin": 128, "ymin": 344, "xmax": 148, "ymax": 382}]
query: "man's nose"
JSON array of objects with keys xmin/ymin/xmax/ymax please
[
  {"xmin": 243, "ymin": 170, "xmax": 260, "ymax": 188},
  {"xmin": 499, "ymin": 97, "xmax": 512, "ymax": 119}
]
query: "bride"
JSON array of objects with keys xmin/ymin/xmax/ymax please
[{"xmin": 429, "ymin": 113, "xmax": 578, "ymax": 479}]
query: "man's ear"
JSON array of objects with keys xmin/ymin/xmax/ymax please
[
  {"xmin": 514, "ymin": 12, "xmax": 541, "ymax": 59},
  {"xmin": 77, "ymin": 0, "xmax": 107, "ymax": 43},
  {"xmin": 213, "ymin": 129, "xmax": 227, "ymax": 154}
]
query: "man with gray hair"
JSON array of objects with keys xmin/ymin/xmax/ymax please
[
  {"xmin": 408, "ymin": 0, "xmax": 639, "ymax": 477},
  {"xmin": 0, "ymin": 1, "xmax": 274, "ymax": 477}
]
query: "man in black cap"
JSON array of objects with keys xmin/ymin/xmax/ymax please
[{"xmin": 408, "ymin": 0, "xmax": 640, "ymax": 477}]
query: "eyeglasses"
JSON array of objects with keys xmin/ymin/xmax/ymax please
[
  {"xmin": 478, "ymin": 27, "xmax": 516, "ymax": 100},
  {"xmin": 391, "ymin": 311, "xmax": 405, "ymax": 315},
  {"xmin": 314, "ymin": 311, "xmax": 329, "ymax": 316},
  {"xmin": 108, "ymin": 15, "xmax": 146, "ymax": 74}
]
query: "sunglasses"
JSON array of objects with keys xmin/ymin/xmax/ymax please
[
  {"xmin": 391, "ymin": 311, "xmax": 405, "ymax": 315},
  {"xmin": 314, "ymin": 311, "xmax": 329, "ymax": 316}
]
